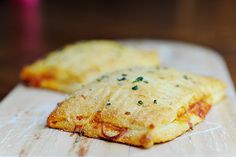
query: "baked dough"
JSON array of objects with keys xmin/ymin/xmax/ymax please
[
  {"xmin": 47, "ymin": 67, "xmax": 226, "ymax": 148},
  {"xmin": 20, "ymin": 40, "xmax": 159, "ymax": 93}
]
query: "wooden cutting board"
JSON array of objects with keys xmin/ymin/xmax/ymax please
[{"xmin": 1, "ymin": 40, "xmax": 236, "ymax": 157}]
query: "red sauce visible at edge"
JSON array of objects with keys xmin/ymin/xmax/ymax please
[
  {"xmin": 188, "ymin": 100, "xmax": 212, "ymax": 119},
  {"xmin": 101, "ymin": 122, "xmax": 127, "ymax": 141},
  {"xmin": 23, "ymin": 72, "xmax": 54, "ymax": 87}
]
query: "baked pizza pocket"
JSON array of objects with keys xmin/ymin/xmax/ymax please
[
  {"xmin": 20, "ymin": 40, "xmax": 159, "ymax": 93},
  {"xmin": 47, "ymin": 67, "xmax": 226, "ymax": 148}
]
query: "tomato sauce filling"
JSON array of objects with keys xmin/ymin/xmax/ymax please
[
  {"xmin": 188, "ymin": 100, "xmax": 212, "ymax": 119},
  {"xmin": 177, "ymin": 100, "xmax": 212, "ymax": 128},
  {"xmin": 23, "ymin": 72, "xmax": 54, "ymax": 87},
  {"xmin": 101, "ymin": 122, "xmax": 127, "ymax": 140},
  {"xmin": 87, "ymin": 111, "xmax": 127, "ymax": 140}
]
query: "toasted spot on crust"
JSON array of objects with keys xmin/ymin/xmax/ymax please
[{"xmin": 139, "ymin": 134, "xmax": 153, "ymax": 148}]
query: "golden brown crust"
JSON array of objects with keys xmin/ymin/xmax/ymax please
[
  {"xmin": 20, "ymin": 40, "xmax": 159, "ymax": 93},
  {"xmin": 47, "ymin": 67, "xmax": 226, "ymax": 148}
]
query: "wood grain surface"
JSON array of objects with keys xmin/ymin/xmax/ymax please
[
  {"xmin": 0, "ymin": 41, "xmax": 235, "ymax": 157},
  {"xmin": 0, "ymin": 0, "xmax": 236, "ymax": 100}
]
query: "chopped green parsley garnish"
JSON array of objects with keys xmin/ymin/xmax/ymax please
[
  {"xmin": 132, "ymin": 85, "xmax": 138, "ymax": 90},
  {"xmin": 137, "ymin": 100, "xmax": 143, "ymax": 106},
  {"xmin": 96, "ymin": 78, "xmax": 101, "ymax": 82},
  {"xmin": 153, "ymin": 100, "xmax": 157, "ymax": 104},
  {"xmin": 117, "ymin": 74, "xmax": 127, "ymax": 81},
  {"xmin": 183, "ymin": 75, "xmax": 189, "ymax": 80},
  {"xmin": 117, "ymin": 77, "xmax": 126, "ymax": 81},
  {"xmin": 175, "ymin": 85, "xmax": 180, "ymax": 87},
  {"xmin": 132, "ymin": 76, "xmax": 143, "ymax": 83},
  {"xmin": 96, "ymin": 75, "xmax": 107, "ymax": 82},
  {"xmin": 143, "ymin": 80, "xmax": 149, "ymax": 84},
  {"xmin": 106, "ymin": 102, "xmax": 111, "ymax": 107}
]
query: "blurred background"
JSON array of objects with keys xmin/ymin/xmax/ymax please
[{"xmin": 0, "ymin": 0, "xmax": 236, "ymax": 99}]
